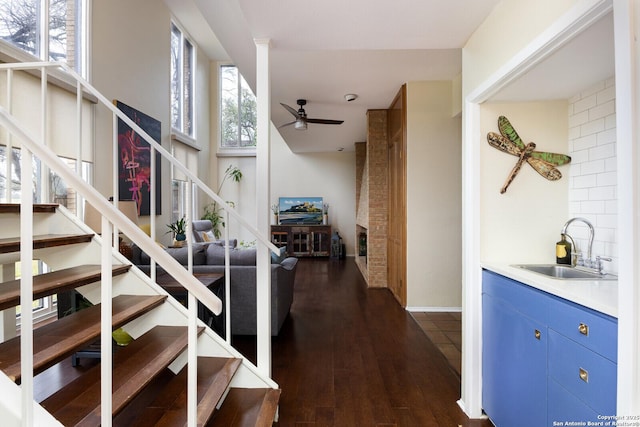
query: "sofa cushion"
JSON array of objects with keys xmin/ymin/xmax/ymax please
[
  {"xmin": 206, "ymin": 244, "xmax": 256, "ymax": 266},
  {"xmin": 165, "ymin": 245, "xmax": 207, "ymax": 265},
  {"xmin": 133, "ymin": 244, "xmax": 207, "ymax": 265}
]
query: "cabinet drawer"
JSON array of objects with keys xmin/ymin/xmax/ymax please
[
  {"xmin": 547, "ymin": 296, "xmax": 617, "ymax": 362},
  {"xmin": 548, "ymin": 378, "xmax": 601, "ymax": 425},
  {"xmin": 549, "ymin": 330, "xmax": 617, "ymax": 416},
  {"xmin": 483, "ymin": 270, "xmax": 548, "ymax": 323}
]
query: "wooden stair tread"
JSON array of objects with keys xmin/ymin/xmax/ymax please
[
  {"xmin": 0, "ymin": 294, "xmax": 166, "ymax": 381},
  {"xmin": 113, "ymin": 357, "xmax": 242, "ymax": 427},
  {"xmin": 42, "ymin": 325, "xmax": 204, "ymax": 426},
  {"xmin": 208, "ymin": 388, "xmax": 281, "ymax": 427},
  {"xmin": 0, "ymin": 203, "xmax": 59, "ymax": 214},
  {"xmin": 0, "ymin": 264, "xmax": 131, "ymax": 311},
  {"xmin": 0, "ymin": 233, "xmax": 94, "ymax": 254}
]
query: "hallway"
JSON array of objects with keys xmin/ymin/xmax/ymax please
[{"xmin": 234, "ymin": 258, "xmax": 490, "ymax": 426}]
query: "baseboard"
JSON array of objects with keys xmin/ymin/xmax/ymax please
[
  {"xmin": 406, "ymin": 306, "xmax": 462, "ymax": 313},
  {"xmin": 457, "ymin": 399, "xmax": 489, "ymax": 420}
]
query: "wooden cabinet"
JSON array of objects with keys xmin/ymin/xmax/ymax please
[
  {"xmin": 271, "ymin": 225, "xmax": 331, "ymax": 257},
  {"xmin": 482, "ymin": 270, "xmax": 617, "ymax": 426}
]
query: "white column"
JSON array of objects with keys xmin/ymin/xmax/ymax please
[
  {"xmin": 459, "ymin": 101, "xmax": 484, "ymax": 418},
  {"xmin": 255, "ymin": 38, "xmax": 272, "ymax": 376},
  {"xmin": 613, "ymin": 0, "xmax": 640, "ymax": 415}
]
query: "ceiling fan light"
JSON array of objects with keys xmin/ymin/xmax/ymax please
[{"xmin": 294, "ymin": 120, "xmax": 307, "ymax": 130}]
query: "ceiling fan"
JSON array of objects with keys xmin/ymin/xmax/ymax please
[{"xmin": 279, "ymin": 99, "xmax": 344, "ymax": 130}]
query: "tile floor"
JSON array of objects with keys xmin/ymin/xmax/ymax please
[{"xmin": 410, "ymin": 311, "xmax": 462, "ymax": 377}]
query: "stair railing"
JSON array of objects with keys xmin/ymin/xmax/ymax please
[{"xmin": 0, "ymin": 61, "xmax": 278, "ymax": 426}]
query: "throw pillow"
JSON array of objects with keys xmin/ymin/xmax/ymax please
[
  {"xmin": 270, "ymin": 246, "xmax": 287, "ymax": 264},
  {"xmin": 200, "ymin": 230, "xmax": 216, "ymax": 242}
]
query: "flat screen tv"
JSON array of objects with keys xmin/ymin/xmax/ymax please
[{"xmin": 278, "ymin": 197, "xmax": 323, "ymax": 224}]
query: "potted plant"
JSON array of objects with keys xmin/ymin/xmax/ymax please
[
  {"xmin": 166, "ymin": 216, "xmax": 187, "ymax": 246},
  {"xmin": 201, "ymin": 165, "xmax": 243, "ymax": 239}
]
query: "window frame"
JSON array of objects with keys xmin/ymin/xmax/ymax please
[
  {"xmin": 0, "ymin": 0, "xmax": 88, "ymax": 77},
  {"xmin": 218, "ymin": 63, "xmax": 257, "ymax": 156},
  {"xmin": 170, "ymin": 20, "xmax": 196, "ymax": 140}
]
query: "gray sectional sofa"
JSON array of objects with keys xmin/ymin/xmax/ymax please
[{"xmin": 131, "ymin": 222, "xmax": 298, "ymax": 336}]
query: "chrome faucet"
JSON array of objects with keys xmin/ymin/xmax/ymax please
[{"xmin": 561, "ymin": 217, "xmax": 594, "ymax": 267}]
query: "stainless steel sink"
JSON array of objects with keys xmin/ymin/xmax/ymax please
[{"xmin": 512, "ymin": 264, "xmax": 617, "ymax": 280}]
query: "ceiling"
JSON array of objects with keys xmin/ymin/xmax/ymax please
[
  {"xmin": 489, "ymin": 12, "xmax": 614, "ymax": 102},
  {"xmin": 166, "ymin": 0, "xmax": 614, "ymax": 153}
]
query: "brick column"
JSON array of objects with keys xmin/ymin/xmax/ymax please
[{"xmin": 355, "ymin": 111, "xmax": 388, "ymax": 287}]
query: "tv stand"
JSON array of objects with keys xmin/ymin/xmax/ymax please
[{"xmin": 271, "ymin": 224, "xmax": 331, "ymax": 257}]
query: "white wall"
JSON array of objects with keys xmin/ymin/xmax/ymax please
[
  {"xmin": 567, "ymin": 77, "xmax": 618, "ymax": 272},
  {"xmin": 480, "ymin": 101, "xmax": 569, "ymax": 264},
  {"xmin": 405, "ymin": 81, "xmax": 462, "ymax": 309},
  {"xmin": 91, "ymin": 0, "xmax": 212, "ymax": 244},
  {"xmin": 270, "ymin": 125, "xmax": 356, "ymax": 255},
  {"xmin": 0, "ymin": 73, "xmax": 94, "ymax": 162},
  {"xmin": 463, "ymin": 0, "xmax": 580, "ymax": 96},
  {"xmin": 213, "ymin": 126, "xmax": 356, "ymax": 253},
  {"xmin": 460, "ymin": 0, "xmax": 617, "ymax": 418}
]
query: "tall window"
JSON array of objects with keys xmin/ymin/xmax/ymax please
[
  {"xmin": 0, "ymin": 145, "xmax": 41, "ymax": 203},
  {"xmin": 220, "ymin": 64, "xmax": 257, "ymax": 149},
  {"xmin": 1, "ymin": 146, "xmax": 92, "ymax": 324},
  {"xmin": 170, "ymin": 22, "xmax": 194, "ymax": 137},
  {"xmin": 0, "ymin": 0, "xmax": 85, "ymax": 74}
]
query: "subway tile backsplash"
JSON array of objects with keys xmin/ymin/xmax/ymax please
[{"xmin": 568, "ymin": 78, "xmax": 618, "ymax": 274}]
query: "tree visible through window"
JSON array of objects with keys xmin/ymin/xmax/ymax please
[
  {"xmin": 220, "ymin": 65, "xmax": 256, "ymax": 148},
  {"xmin": 0, "ymin": 0, "xmax": 84, "ymax": 72},
  {"xmin": 171, "ymin": 22, "xmax": 194, "ymax": 137}
]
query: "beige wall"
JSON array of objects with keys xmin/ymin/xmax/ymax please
[
  {"xmin": 91, "ymin": 0, "xmax": 212, "ymax": 243},
  {"xmin": 0, "ymin": 72, "xmax": 93, "ymax": 162},
  {"xmin": 270, "ymin": 125, "xmax": 356, "ymax": 255},
  {"xmin": 406, "ymin": 81, "xmax": 462, "ymax": 309},
  {"xmin": 480, "ymin": 101, "xmax": 569, "ymax": 264},
  {"xmin": 207, "ymin": 126, "xmax": 356, "ymax": 252},
  {"xmin": 90, "ymin": 1, "xmax": 353, "ymax": 248},
  {"xmin": 463, "ymin": 0, "xmax": 579, "ymax": 96}
]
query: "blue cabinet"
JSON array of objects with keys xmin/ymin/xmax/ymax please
[
  {"xmin": 482, "ymin": 270, "xmax": 617, "ymax": 426},
  {"xmin": 483, "ymin": 291, "xmax": 547, "ymax": 427}
]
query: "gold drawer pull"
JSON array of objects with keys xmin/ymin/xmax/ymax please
[
  {"xmin": 579, "ymin": 367, "xmax": 589, "ymax": 383},
  {"xmin": 578, "ymin": 323, "xmax": 589, "ymax": 336},
  {"xmin": 534, "ymin": 329, "xmax": 541, "ymax": 340}
]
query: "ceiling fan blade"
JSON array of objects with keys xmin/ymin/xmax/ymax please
[
  {"xmin": 278, "ymin": 120, "xmax": 297, "ymax": 129},
  {"xmin": 280, "ymin": 103, "xmax": 300, "ymax": 118},
  {"xmin": 307, "ymin": 118, "xmax": 344, "ymax": 125}
]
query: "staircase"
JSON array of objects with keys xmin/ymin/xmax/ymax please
[{"xmin": 0, "ymin": 203, "xmax": 280, "ymax": 426}]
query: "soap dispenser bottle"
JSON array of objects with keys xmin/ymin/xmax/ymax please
[{"xmin": 556, "ymin": 234, "xmax": 572, "ymax": 265}]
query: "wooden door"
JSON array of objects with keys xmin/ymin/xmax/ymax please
[{"xmin": 387, "ymin": 86, "xmax": 406, "ymax": 306}]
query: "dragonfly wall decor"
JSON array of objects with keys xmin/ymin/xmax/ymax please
[{"xmin": 487, "ymin": 116, "xmax": 571, "ymax": 194}]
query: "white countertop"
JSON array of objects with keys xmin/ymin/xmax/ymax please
[{"xmin": 481, "ymin": 262, "xmax": 618, "ymax": 318}]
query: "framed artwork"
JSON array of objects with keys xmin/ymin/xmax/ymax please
[
  {"xmin": 115, "ymin": 100, "xmax": 162, "ymax": 216},
  {"xmin": 278, "ymin": 197, "xmax": 323, "ymax": 224}
]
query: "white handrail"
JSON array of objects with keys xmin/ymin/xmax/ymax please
[
  {"xmin": 0, "ymin": 60, "xmax": 279, "ymax": 426},
  {"xmin": 0, "ymin": 61, "xmax": 279, "ymax": 254},
  {"xmin": 0, "ymin": 104, "xmax": 224, "ymax": 316}
]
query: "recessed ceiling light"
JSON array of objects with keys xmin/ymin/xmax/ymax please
[{"xmin": 344, "ymin": 94, "xmax": 358, "ymax": 102}]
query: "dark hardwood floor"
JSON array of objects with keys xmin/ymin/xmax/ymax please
[
  {"xmin": 34, "ymin": 258, "xmax": 492, "ymax": 426},
  {"xmin": 234, "ymin": 258, "xmax": 492, "ymax": 426}
]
